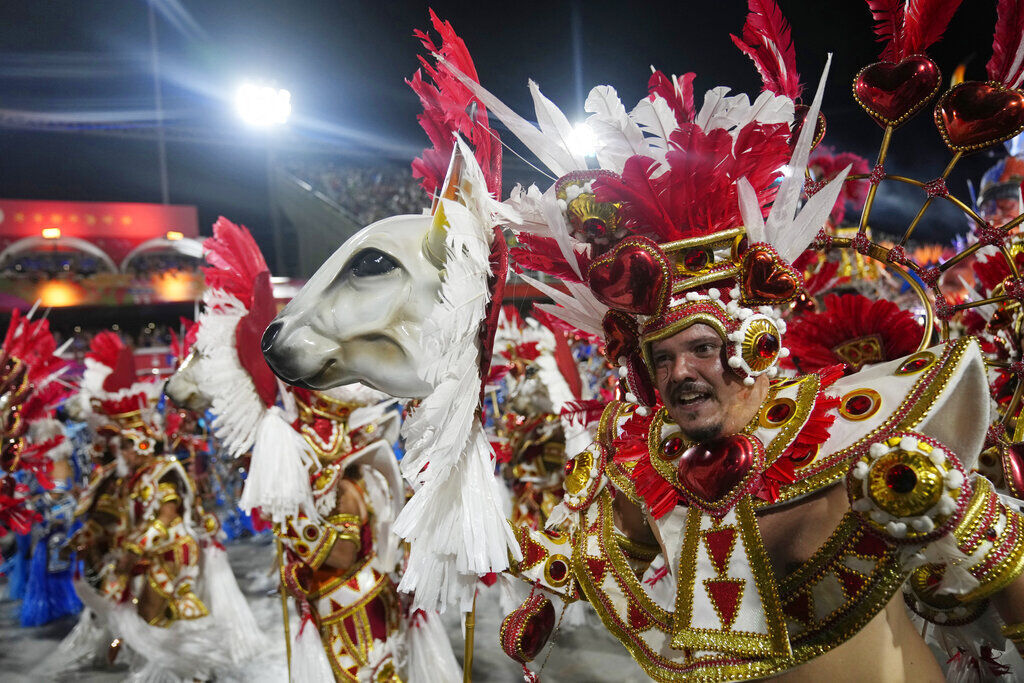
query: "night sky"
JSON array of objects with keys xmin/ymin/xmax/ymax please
[{"xmin": 0, "ymin": 1, "xmax": 1007, "ymax": 265}]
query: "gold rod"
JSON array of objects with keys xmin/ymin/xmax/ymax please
[
  {"xmin": 276, "ymin": 538, "xmax": 292, "ymax": 682},
  {"xmin": 463, "ymin": 590, "xmax": 477, "ymax": 683},
  {"xmin": 898, "ymin": 152, "xmax": 963, "ymax": 246},
  {"xmin": 858, "ymin": 125, "xmax": 894, "ymax": 233},
  {"xmin": 953, "ymin": 295, "xmax": 1010, "ymax": 311},
  {"xmin": 1004, "ymin": 381, "xmax": 1024, "ymax": 429}
]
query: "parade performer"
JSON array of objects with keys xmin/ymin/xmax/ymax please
[
  {"xmin": 190, "ymin": 216, "xmax": 459, "ymax": 682},
  {"xmin": 262, "ymin": 4, "xmax": 1024, "ymax": 680},
  {"xmin": 51, "ymin": 329, "xmax": 267, "ymax": 681}
]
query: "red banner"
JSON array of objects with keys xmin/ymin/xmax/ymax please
[{"xmin": 0, "ymin": 199, "xmax": 198, "ymax": 263}]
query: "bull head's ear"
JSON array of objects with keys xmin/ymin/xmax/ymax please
[{"xmin": 423, "ymin": 144, "xmax": 466, "ymax": 267}]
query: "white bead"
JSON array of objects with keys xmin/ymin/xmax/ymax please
[
  {"xmin": 557, "ymin": 198, "xmax": 568, "ymax": 210},
  {"xmin": 936, "ymin": 495, "xmax": 956, "ymax": 515},
  {"xmin": 767, "ymin": 367, "xmax": 778, "ymax": 377},
  {"xmin": 944, "ymin": 470, "xmax": 964, "ymax": 489},
  {"xmin": 708, "ymin": 288, "xmax": 720, "ymax": 299},
  {"xmin": 779, "ymin": 347, "xmax": 790, "ymax": 358},
  {"xmin": 899, "ymin": 436, "xmax": 919, "ymax": 452},
  {"xmin": 886, "ymin": 521, "xmax": 908, "ymax": 538},
  {"xmin": 853, "ymin": 462, "xmax": 870, "ymax": 480},
  {"xmin": 743, "ymin": 376, "xmax": 755, "ymax": 386},
  {"xmin": 726, "ymin": 302, "xmax": 739, "ymax": 315},
  {"xmin": 852, "ymin": 497, "xmax": 872, "ymax": 511},
  {"xmin": 728, "ymin": 356, "xmax": 743, "ymax": 368},
  {"xmin": 739, "ymin": 308, "xmax": 753, "ymax": 320},
  {"xmin": 911, "ymin": 516, "xmax": 935, "ymax": 533},
  {"xmin": 729, "ymin": 287, "xmax": 740, "ymax": 298},
  {"xmin": 625, "ymin": 392, "xmax": 637, "ymax": 403},
  {"xmin": 636, "ymin": 406, "xmax": 650, "ymax": 417},
  {"xmin": 686, "ymin": 292, "xmax": 699, "ymax": 301},
  {"xmin": 618, "ymin": 367, "xmax": 628, "ymax": 378},
  {"xmin": 759, "ymin": 306, "xmax": 772, "ymax": 315},
  {"xmin": 934, "ymin": 612, "xmax": 947, "ymax": 624},
  {"xmin": 617, "ymin": 356, "xmax": 628, "ymax": 366},
  {"xmin": 870, "ymin": 510, "xmax": 888, "ymax": 524},
  {"xmin": 869, "ymin": 442, "xmax": 888, "ymax": 458}
]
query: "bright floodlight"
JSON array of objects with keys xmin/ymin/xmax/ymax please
[
  {"xmin": 235, "ymin": 83, "xmax": 292, "ymax": 127},
  {"xmin": 567, "ymin": 122, "xmax": 598, "ymax": 158}
]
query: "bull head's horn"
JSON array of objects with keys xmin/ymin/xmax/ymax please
[{"xmin": 423, "ymin": 144, "xmax": 466, "ymax": 267}]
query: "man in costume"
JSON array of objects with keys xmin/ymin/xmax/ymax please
[{"xmin": 258, "ymin": 3, "xmax": 1024, "ymax": 680}]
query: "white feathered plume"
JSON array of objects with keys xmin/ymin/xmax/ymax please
[{"xmin": 394, "ymin": 136, "xmax": 522, "ymax": 613}]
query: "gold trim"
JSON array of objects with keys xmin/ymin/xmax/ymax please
[
  {"xmin": 759, "ymin": 397, "xmax": 797, "ymax": 429},
  {"xmin": 838, "ymin": 388, "xmax": 882, "ymax": 421},
  {"xmin": 894, "ymin": 351, "xmax": 936, "ymax": 375}
]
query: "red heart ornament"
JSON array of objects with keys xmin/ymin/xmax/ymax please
[
  {"xmin": 740, "ymin": 245, "xmax": 801, "ymax": 305},
  {"xmin": 602, "ymin": 310, "xmax": 638, "ymax": 362},
  {"xmin": 935, "ymin": 81, "xmax": 1024, "ymax": 152},
  {"xmin": 677, "ymin": 434, "xmax": 763, "ymax": 509},
  {"xmin": 587, "ymin": 236, "xmax": 669, "ymax": 316},
  {"xmin": 500, "ymin": 593, "xmax": 555, "ymax": 664},
  {"xmin": 790, "ymin": 104, "xmax": 826, "ymax": 151},
  {"xmin": 853, "ymin": 56, "xmax": 941, "ymax": 127}
]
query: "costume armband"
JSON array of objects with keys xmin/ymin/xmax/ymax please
[
  {"xmin": 277, "ymin": 510, "xmax": 338, "ymax": 571},
  {"xmin": 157, "ymin": 481, "xmax": 181, "ymax": 506},
  {"xmin": 509, "ymin": 524, "xmax": 578, "ymax": 600},
  {"xmin": 327, "ymin": 512, "xmax": 363, "ymax": 552},
  {"xmin": 126, "ymin": 518, "xmax": 171, "ymax": 555},
  {"xmin": 905, "ymin": 477, "xmax": 1024, "ymax": 624}
]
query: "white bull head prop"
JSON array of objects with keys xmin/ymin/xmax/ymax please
[
  {"xmin": 261, "ymin": 140, "xmax": 522, "ymax": 613},
  {"xmin": 262, "ymin": 213, "xmax": 446, "ymax": 398},
  {"xmin": 164, "ymin": 349, "xmax": 212, "ymax": 414}
]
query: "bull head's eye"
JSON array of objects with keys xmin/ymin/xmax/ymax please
[{"xmin": 346, "ymin": 249, "xmax": 398, "ymax": 277}]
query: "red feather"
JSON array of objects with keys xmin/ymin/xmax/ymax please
[
  {"xmin": 730, "ymin": 0, "xmax": 802, "ymax": 99},
  {"xmin": 867, "ymin": 0, "xmax": 906, "ymax": 61},
  {"xmin": 647, "ymin": 70, "xmax": 697, "ymax": 125},
  {"xmin": 988, "ymin": 0, "xmax": 1024, "ymax": 85},
  {"xmin": 86, "ymin": 331, "xmax": 137, "ymax": 394},
  {"xmin": 509, "ymin": 233, "xmax": 588, "ymax": 283},
  {"xmin": 408, "ymin": 10, "xmax": 501, "ymax": 198},
  {"xmin": 560, "ymin": 400, "xmax": 604, "ymax": 427},
  {"xmin": 202, "ymin": 217, "xmax": 270, "ymax": 309},
  {"xmin": 902, "ymin": 0, "xmax": 963, "ymax": 57}
]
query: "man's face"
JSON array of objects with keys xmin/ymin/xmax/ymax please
[
  {"xmin": 981, "ymin": 197, "xmax": 1022, "ymax": 229},
  {"xmin": 119, "ymin": 438, "xmax": 142, "ymax": 469},
  {"xmin": 651, "ymin": 323, "xmax": 768, "ymax": 442}
]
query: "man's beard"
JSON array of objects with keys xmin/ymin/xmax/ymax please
[{"xmin": 683, "ymin": 422, "xmax": 724, "ymax": 443}]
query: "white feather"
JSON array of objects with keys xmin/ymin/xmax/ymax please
[
  {"xmin": 438, "ymin": 57, "xmax": 584, "ymax": 177},
  {"xmin": 519, "ymin": 273, "xmax": 608, "ymax": 340},
  {"xmin": 630, "ymin": 93, "xmax": 677, "ymax": 156},
  {"xmin": 529, "ymin": 79, "xmax": 588, "ymax": 170},
  {"xmin": 736, "ymin": 177, "xmax": 767, "ymax": 244},
  {"xmin": 584, "ymin": 84, "xmax": 650, "ymax": 172}
]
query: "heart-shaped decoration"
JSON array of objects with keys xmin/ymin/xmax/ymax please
[
  {"xmin": 677, "ymin": 434, "xmax": 764, "ymax": 512},
  {"xmin": 500, "ymin": 593, "xmax": 555, "ymax": 664},
  {"xmin": 602, "ymin": 310, "xmax": 638, "ymax": 362},
  {"xmin": 853, "ymin": 56, "xmax": 941, "ymax": 127},
  {"xmin": 935, "ymin": 81, "xmax": 1024, "ymax": 152},
  {"xmin": 790, "ymin": 104, "xmax": 826, "ymax": 151},
  {"xmin": 740, "ymin": 244, "xmax": 801, "ymax": 305},
  {"xmin": 1004, "ymin": 443, "xmax": 1024, "ymax": 498},
  {"xmin": 587, "ymin": 236, "xmax": 669, "ymax": 316}
]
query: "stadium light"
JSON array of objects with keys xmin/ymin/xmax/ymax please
[
  {"xmin": 41, "ymin": 227, "xmax": 61, "ymax": 239},
  {"xmin": 166, "ymin": 230, "xmax": 183, "ymax": 241},
  {"xmin": 235, "ymin": 82, "xmax": 292, "ymax": 127},
  {"xmin": 567, "ymin": 122, "xmax": 597, "ymax": 158}
]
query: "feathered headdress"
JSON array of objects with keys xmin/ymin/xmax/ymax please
[{"xmin": 440, "ymin": 0, "xmax": 848, "ymax": 408}]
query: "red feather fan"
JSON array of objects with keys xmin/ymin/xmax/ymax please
[
  {"xmin": 408, "ymin": 10, "xmax": 501, "ymax": 198},
  {"xmin": 866, "ymin": 0, "xmax": 963, "ymax": 62},
  {"xmin": 988, "ymin": 0, "xmax": 1024, "ymax": 86},
  {"xmin": 730, "ymin": 0, "xmax": 802, "ymax": 100},
  {"xmin": 86, "ymin": 331, "xmax": 137, "ymax": 394},
  {"xmin": 808, "ymin": 146, "xmax": 871, "ymax": 225},
  {"xmin": 2, "ymin": 310, "xmax": 71, "ymax": 424},
  {"xmin": 593, "ymin": 121, "xmax": 790, "ymax": 242},
  {"xmin": 509, "ymin": 233, "xmax": 587, "ymax": 283},
  {"xmin": 783, "ymin": 293, "xmax": 924, "ymax": 374}
]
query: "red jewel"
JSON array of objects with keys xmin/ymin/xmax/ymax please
[
  {"xmin": 563, "ymin": 460, "xmax": 575, "ymax": 477},
  {"xmin": 682, "ymin": 248, "xmax": 710, "ymax": 271},
  {"xmin": 754, "ymin": 333, "xmax": 780, "ymax": 359},
  {"xmin": 884, "ymin": 463, "xmax": 917, "ymax": 494},
  {"xmin": 735, "ymin": 237, "xmax": 749, "ymax": 255},
  {"xmin": 925, "ymin": 571, "xmax": 941, "ymax": 587},
  {"xmin": 766, "ymin": 401, "xmax": 792, "ymax": 423},
  {"xmin": 900, "ymin": 357, "xmax": 930, "ymax": 372},
  {"xmin": 845, "ymin": 394, "xmax": 875, "ymax": 416},
  {"xmin": 547, "ymin": 559, "xmax": 568, "ymax": 582},
  {"xmin": 662, "ymin": 437, "xmax": 684, "ymax": 458},
  {"xmin": 582, "ymin": 217, "xmax": 607, "ymax": 237},
  {"xmin": 304, "ymin": 526, "xmax": 318, "ymax": 541},
  {"xmin": 985, "ymin": 528, "xmax": 998, "ymax": 541}
]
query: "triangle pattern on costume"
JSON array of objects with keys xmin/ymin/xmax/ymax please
[
  {"xmin": 702, "ymin": 526, "xmax": 737, "ymax": 575},
  {"xmin": 523, "ymin": 536, "xmax": 547, "ymax": 569},
  {"xmin": 628, "ymin": 598, "xmax": 653, "ymax": 631},
  {"xmin": 704, "ymin": 577, "xmax": 745, "ymax": 630}
]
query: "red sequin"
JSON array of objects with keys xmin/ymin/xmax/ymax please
[
  {"xmin": 884, "ymin": 463, "xmax": 917, "ymax": 493},
  {"xmin": 766, "ymin": 402, "xmax": 792, "ymax": 423},
  {"xmin": 755, "ymin": 333, "xmax": 779, "ymax": 359},
  {"xmin": 845, "ymin": 394, "xmax": 874, "ymax": 415}
]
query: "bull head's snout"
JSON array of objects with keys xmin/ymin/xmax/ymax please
[{"xmin": 261, "ymin": 320, "xmax": 283, "ymax": 354}]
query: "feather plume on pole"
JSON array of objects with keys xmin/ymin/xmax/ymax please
[{"xmin": 988, "ymin": 0, "xmax": 1024, "ymax": 89}]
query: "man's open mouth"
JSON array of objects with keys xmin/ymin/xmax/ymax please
[{"xmin": 674, "ymin": 390, "xmax": 712, "ymax": 408}]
